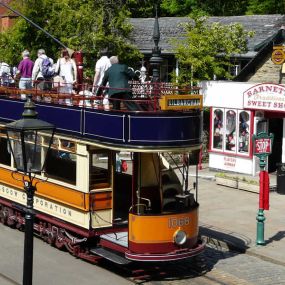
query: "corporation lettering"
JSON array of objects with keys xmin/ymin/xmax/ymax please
[{"xmin": 1, "ymin": 184, "xmax": 72, "ymax": 218}]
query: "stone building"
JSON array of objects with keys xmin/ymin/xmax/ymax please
[{"xmin": 130, "ymin": 15, "xmax": 285, "ymax": 81}]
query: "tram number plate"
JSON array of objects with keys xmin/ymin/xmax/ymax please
[
  {"xmin": 168, "ymin": 217, "xmax": 190, "ymax": 228},
  {"xmin": 254, "ymin": 138, "xmax": 271, "ymax": 154}
]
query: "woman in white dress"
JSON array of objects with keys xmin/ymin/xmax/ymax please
[{"xmin": 55, "ymin": 49, "xmax": 77, "ymax": 105}]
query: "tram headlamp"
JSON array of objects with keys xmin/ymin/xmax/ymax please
[{"xmin": 174, "ymin": 230, "xmax": 187, "ymax": 245}]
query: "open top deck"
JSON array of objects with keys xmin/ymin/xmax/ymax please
[{"xmin": 0, "ymin": 81, "xmax": 203, "ymax": 152}]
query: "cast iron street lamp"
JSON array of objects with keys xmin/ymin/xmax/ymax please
[{"xmin": 5, "ymin": 95, "xmax": 55, "ymax": 285}]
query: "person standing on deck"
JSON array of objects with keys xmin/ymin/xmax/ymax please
[
  {"xmin": 55, "ymin": 49, "xmax": 77, "ymax": 105},
  {"xmin": 32, "ymin": 49, "xmax": 54, "ymax": 92},
  {"xmin": 17, "ymin": 50, "xmax": 34, "ymax": 100},
  {"xmin": 92, "ymin": 48, "xmax": 111, "ymax": 93},
  {"xmin": 99, "ymin": 56, "xmax": 139, "ymax": 111}
]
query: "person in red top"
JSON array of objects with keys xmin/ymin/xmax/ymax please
[{"xmin": 17, "ymin": 50, "xmax": 34, "ymax": 100}]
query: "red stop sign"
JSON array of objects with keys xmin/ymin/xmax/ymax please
[{"xmin": 254, "ymin": 138, "xmax": 272, "ymax": 154}]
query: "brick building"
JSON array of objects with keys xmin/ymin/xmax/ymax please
[{"xmin": 0, "ymin": 1, "xmax": 17, "ymax": 32}]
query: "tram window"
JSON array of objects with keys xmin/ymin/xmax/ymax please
[
  {"xmin": 45, "ymin": 148, "xmax": 76, "ymax": 185},
  {"xmin": 90, "ymin": 151, "xmax": 111, "ymax": 190},
  {"xmin": 213, "ymin": 109, "xmax": 223, "ymax": 150},
  {"xmin": 0, "ymin": 137, "xmax": 11, "ymax": 166}
]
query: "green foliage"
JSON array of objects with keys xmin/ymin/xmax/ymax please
[
  {"xmin": 172, "ymin": 15, "xmax": 254, "ymax": 86},
  {"xmin": 127, "ymin": 0, "xmax": 155, "ymax": 17},
  {"xmin": 160, "ymin": 0, "xmax": 248, "ymax": 16},
  {"xmin": 246, "ymin": 0, "xmax": 285, "ymax": 14},
  {"xmin": 0, "ymin": 0, "xmax": 142, "ymax": 74}
]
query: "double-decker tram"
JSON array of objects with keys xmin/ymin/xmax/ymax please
[{"xmin": 0, "ymin": 80, "xmax": 205, "ymax": 264}]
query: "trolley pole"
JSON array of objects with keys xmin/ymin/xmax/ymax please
[{"xmin": 252, "ymin": 132, "xmax": 274, "ymax": 246}]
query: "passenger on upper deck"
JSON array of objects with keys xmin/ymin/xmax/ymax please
[
  {"xmin": 99, "ymin": 56, "xmax": 140, "ymax": 111},
  {"xmin": 0, "ymin": 61, "xmax": 11, "ymax": 87},
  {"xmin": 92, "ymin": 48, "xmax": 111, "ymax": 94},
  {"xmin": 17, "ymin": 50, "xmax": 34, "ymax": 100},
  {"xmin": 55, "ymin": 48, "xmax": 77, "ymax": 105},
  {"xmin": 32, "ymin": 49, "xmax": 54, "ymax": 92}
]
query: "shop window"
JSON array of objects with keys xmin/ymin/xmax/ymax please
[
  {"xmin": 238, "ymin": 111, "xmax": 250, "ymax": 154},
  {"xmin": 225, "ymin": 110, "xmax": 236, "ymax": 152},
  {"xmin": 45, "ymin": 149, "xmax": 76, "ymax": 185},
  {"xmin": 89, "ymin": 151, "xmax": 111, "ymax": 190},
  {"xmin": 213, "ymin": 109, "xmax": 223, "ymax": 150}
]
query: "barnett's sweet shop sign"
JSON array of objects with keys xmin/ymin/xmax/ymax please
[{"xmin": 243, "ymin": 83, "xmax": 285, "ymax": 112}]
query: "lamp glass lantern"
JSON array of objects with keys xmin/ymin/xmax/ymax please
[{"xmin": 6, "ymin": 118, "xmax": 55, "ymax": 175}]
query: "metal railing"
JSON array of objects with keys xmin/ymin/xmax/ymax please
[{"xmin": 0, "ymin": 77, "xmax": 201, "ymax": 112}]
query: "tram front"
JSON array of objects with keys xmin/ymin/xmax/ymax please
[{"xmin": 126, "ymin": 150, "xmax": 205, "ymax": 262}]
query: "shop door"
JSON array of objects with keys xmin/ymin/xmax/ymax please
[{"xmin": 268, "ymin": 118, "xmax": 283, "ymax": 173}]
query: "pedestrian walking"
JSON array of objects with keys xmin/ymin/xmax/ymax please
[{"xmin": 17, "ymin": 50, "xmax": 34, "ymax": 100}]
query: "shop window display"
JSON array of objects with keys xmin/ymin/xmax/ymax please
[
  {"xmin": 238, "ymin": 111, "xmax": 250, "ymax": 153},
  {"xmin": 225, "ymin": 110, "xmax": 236, "ymax": 152},
  {"xmin": 213, "ymin": 109, "xmax": 223, "ymax": 150}
]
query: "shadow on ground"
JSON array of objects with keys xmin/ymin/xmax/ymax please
[
  {"xmin": 200, "ymin": 223, "xmax": 251, "ymax": 252},
  {"xmin": 98, "ymin": 224, "xmax": 251, "ymax": 284},
  {"xmin": 266, "ymin": 231, "xmax": 285, "ymax": 245}
]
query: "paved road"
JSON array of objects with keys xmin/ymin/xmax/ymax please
[
  {"xmin": 0, "ymin": 224, "xmax": 132, "ymax": 285},
  {"xmin": 1, "ymin": 222, "xmax": 285, "ymax": 285},
  {"xmin": 2, "ymin": 177, "xmax": 285, "ymax": 284}
]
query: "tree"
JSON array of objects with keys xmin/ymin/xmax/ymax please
[
  {"xmin": 160, "ymin": 0, "xmax": 248, "ymax": 16},
  {"xmin": 246, "ymin": 0, "xmax": 285, "ymax": 14},
  {"xmin": 172, "ymin": 15, "xmax": 254, "ymax": 86},
  {"xmin": 0, "ymin": 0, "xmax": 141, "ymax": 75}
]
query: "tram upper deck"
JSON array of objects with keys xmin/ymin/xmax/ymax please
[{"xmin": 0, "ymin": 81, "xmax": 203, "ymax": 152}]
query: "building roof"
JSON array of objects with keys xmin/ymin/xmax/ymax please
[{"xmin": 130, "ymin": 15, "xmax": 285, "ymax": 55}]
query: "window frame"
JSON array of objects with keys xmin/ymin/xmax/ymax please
[{"xmin": 210, "ymin": 107, "xmax": 252, "ymax": 158}]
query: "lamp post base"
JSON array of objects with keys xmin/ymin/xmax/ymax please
[
  {"xmin": 256, "ymin": 209, "xmax": 266, "ymax": 245},
  {"xmin": 23, "ymin": 181, "xmax": 36, "ymax": 285}
]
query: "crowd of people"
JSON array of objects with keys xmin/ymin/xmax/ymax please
[{"xmin": 0, "ymin": 48, "xmax": 142, "ymax": 110}]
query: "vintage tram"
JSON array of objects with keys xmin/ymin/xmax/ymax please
[{"xmin": 0, "ymin": 82, "xmax": 205, "ymax": 264}]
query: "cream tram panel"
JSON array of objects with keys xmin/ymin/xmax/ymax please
[
  {"xmin": 91, "ymin": 209, "xmax": 112, "ymax": 228},
  {"xmin": 0, "ymin": 183, "xmax": 90, "ymax": 229}
]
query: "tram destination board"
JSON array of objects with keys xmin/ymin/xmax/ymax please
[{"xmin": 159, "ymin": 95, "xmax": 203, "ymax": 110}]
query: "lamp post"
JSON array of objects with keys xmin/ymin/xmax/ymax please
[
  {"xmin": 5, "ymin": 95, "xmax": 55, "ymax": 285},
  {"xmin": 252, "ymin": 132, "xmax": 274, "ymax": 245}
]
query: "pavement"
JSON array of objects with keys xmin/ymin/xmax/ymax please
[{"xmin": 196, "ymin": 163, "xmax": 285, "ymax": 266}]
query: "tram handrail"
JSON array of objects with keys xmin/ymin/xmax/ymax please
[{"xmin": 0, "ymin": 77, "xmax": 202, "ymax": 112}]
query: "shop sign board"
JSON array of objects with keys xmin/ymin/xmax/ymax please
[
  {"xmin": 243, "ymin": 83, "xmax": 285, "ymax": 112},
  {"xmin": 252, "ymin": 132, "xmax": 274, "ymax": 158},
  {"xmin": 271, "ymin": 46, "xmax": 285, "ymax": 65}
]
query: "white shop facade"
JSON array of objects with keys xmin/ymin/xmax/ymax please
[{"xmin": 202, "ymin": 81, "xmax": 285, "ymax": 175}]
